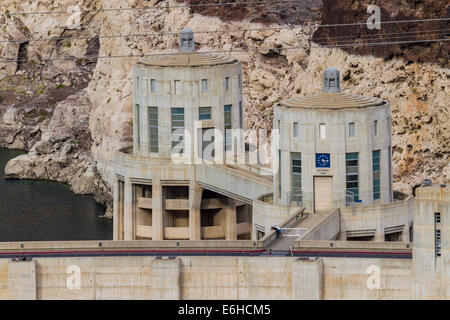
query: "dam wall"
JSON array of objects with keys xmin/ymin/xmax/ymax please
[{"xmin": 0, "ymin": 256, "xmax": 416, "ymax": 300}]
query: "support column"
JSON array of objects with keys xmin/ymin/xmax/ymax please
[
  {"xmin": 123, "ymin": 178, "xmax": 134, "ymax": 240},
  {"xmin": 152, "ymin": 175, "xmax": 164, "ymax": 240},
  {"xmin": 374, "ymin": 230, "xmax": 385, "ymax": 242},
  {"xmin": 113, "ymin": 177, "xmax": 120, "ymax": 240},
  {"xmin": 400, "ymin": 224, "xmax": 410, "ymax": 242},
  {"xmin": 189, "ymin": 181, "xmax": 202, "ymax": 240},
  {"xmin": 338, "ymin": 215, "xmax": 346, "ymax": 240},
  {"xmin": 249, "ymin": 205, "xmax": 256, "ymax": 241},
  {"xmin": 374, "ymin": 211, "xmax": 385, "ymax": 242},
  {"xmin": 224, "ymin": 198, "xmax": 237, "ymax": 240}
]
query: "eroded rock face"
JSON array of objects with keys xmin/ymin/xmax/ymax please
[
  {"xmin": 33, "ymin": 140, "xmax": 53, "ymax": 155},
  {"xmin": 4, "ymin": 89, "xmax": 112, "ymax": 216},
  {"xmin": 0, "ymin": 1, "xmax": 109, "ymax": 212},
  {"xmin": 2, "ymin": 107, "xmax": 18, "ymax": 125},
  {"xmin": 0, "ymin": 0, "xmax": 448, "ymax": 215}
]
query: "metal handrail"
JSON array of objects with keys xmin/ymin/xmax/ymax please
[
  {"xmin": 288, "ymin": 189, "xmax": 303, "ymax": 206},
  {"xmin": 346, "ymin": 190, "xmax": 355, "ymax": 215},
  {"xmin": 280, "ymin": 228, "xmax": 308, "ymax": 237}
]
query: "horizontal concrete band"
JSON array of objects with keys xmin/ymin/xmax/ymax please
[
  {"xmin": 0, "ymin": 240, "xmax": 263, "ymax": 253},
  {"xmin": 135, "ymin": 223, "xmax": 250, "ymax": 240},
  {"xmin": 0, "ymin": 211, "xmax": 300, "ymax": 253},
  {"xmin": 1, "ymin": 255, "xmax": 418, "ymax": 300},
  {"xmin": 295, "ymin": 240, "xmax": 413, "ymax": 253}
]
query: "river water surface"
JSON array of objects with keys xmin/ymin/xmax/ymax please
[{"xmin": 0, "ymin": 148, "xmax": 112, "ymax": 241}]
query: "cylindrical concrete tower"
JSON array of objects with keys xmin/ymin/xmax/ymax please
[
  {"xmin": 273, "ymin": 68, "xmax": 393, "ymax": 213},
  {"xmin": 132, "ymin": 29, "xmax": 244, "ymax": 161},
  {"xmin": 112, "ymin": 30, "xmax": 250, "ymax": 242}
]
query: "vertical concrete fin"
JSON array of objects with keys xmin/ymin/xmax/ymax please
[
  {"xmin": 225, "ymin": 198, "xmax": 237, "ymax": 240},
  {"xmin": 113, "ymin": 177, "xmax": 120, "ymax": 240},
  {"xmin": 124, "ymin": 178, "xmax": 134, "ymax": 240},
  {"xmin": 189, "ymin": 181, "xmax": 203, "ymax": 240},
  {"xmin": 292, "ymin": 258, "xmax": 323, "ymax": 300},
  {"xmin": 8, "ymin": 260, "xmax": 37, "ymax": 300},
  {"xmin": 152, "ymin": 175, "xmax": 164, "ymax": 240},
  {"xmin": 151, "ymin": 257, "xmax": 181, "ymax": 300}
]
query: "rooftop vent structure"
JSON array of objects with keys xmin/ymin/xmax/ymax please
[
  {"xmin": 179, "ymin": 28, "xmax": 195, "ymax": 53},
  {"xmin": 323, "ymin": 67, "xmax": 341, "ymax": 93}
]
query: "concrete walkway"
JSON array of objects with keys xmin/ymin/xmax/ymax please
[{"xmin": 268, "ymin": 213, "xmax": 329, "ymax": 251}]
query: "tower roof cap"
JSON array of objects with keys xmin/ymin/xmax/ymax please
[
  {"xmin": 137, "ymin": 52, "xmax": 238, "ymax": 67},
  {"xmin": 279, "ymin": 92, "xmax": 387, "ymax": 110}
]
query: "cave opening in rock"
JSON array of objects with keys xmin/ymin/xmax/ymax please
[
  {"xmin": 17, "ymin": 41, "xmax": 29, "ymax": 70},
  {"xmin": 260, "ymin": 48, "xmax": 288, "ymax": 67},
  {"xmin": 85, "ymin": 36, "xmax": 100, "ymax": 66}
]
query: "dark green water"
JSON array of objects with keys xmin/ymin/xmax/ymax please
[{"xmin": 0, "ymin": 148, "xmax": 112, "ymax": 242}]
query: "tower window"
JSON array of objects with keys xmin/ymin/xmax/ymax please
[
  {"xmin": 225, "ymin": 77, "xmax": 230, "ymax": 91},
  {"xmin": 199, "ymin": 107, "xmax": 211, "ymax": 120},
  {"xmin": 148, "ymin": 107, "xmax": 158, "ymax": 153},
  {"xmin": 171, "ymin": 108, "xmax": 185, "ymax": 153},
  {"xmin": 224, "ymin": 105, "xmax": 232, "ymax": 151},
  {"xmin": 278, "ymin": 149, "xmax": 282, "ymax": 198},
  {"xmin": 201, "ymin": 79, "xmax": 207, "ymax": 93},
  {"xmin": 293, "ymin": 122, "xmax": 299, "ymax": 138},
  {"xmin": 239, "ymin": 102, "xmax": 243, "ymax": 129},
  {"xmin": 435, "ymin": 212, "xmax": 441, "ymax": 257},
  {"xmin": 436, "ymin": 229, "xmax": 441, "ymax": 257},
  {"xmin": 291, "ymin": 152, "xmax": 302, "ymax": 193},
  {"xmin": 435, "ymin": 212, "xmax": 441, "ymax": 224},
  {"xmin": 349, "ymin": 122, "xmax": 355, "ymax": 137},
  {"xmin": 151, "ymin": 79, "xmax": 156, "ymax": 93},
  {"xmin": 319, "ymin": 123, "xmax": 326, "ymax": 140},
  {"xmin": 329, "ymin": 78, "xmax": 335, "ymax": 88},
  {"xmin": 372, "ymin": 150, "xmax": 380, "ymax": 200},
  {"xmin": 374, "ymin": 120, "xmax": 378, "ymax": 136},
  {"xmin": 346, "ymin": 153, "xmax": 359, "ymax": 201}
]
